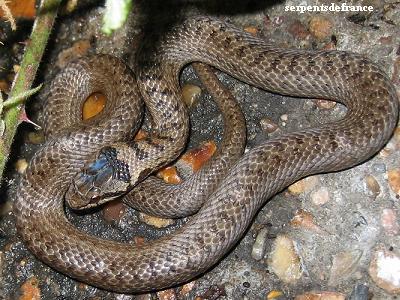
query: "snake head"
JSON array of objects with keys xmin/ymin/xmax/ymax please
[{"xmin": 66, "ymin": 146, "xmax": 131, "ymax": 210}]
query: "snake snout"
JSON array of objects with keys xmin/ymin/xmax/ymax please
[{"xmin": 65, "ymin": 148, "xmax": 131, "ymax": 209}]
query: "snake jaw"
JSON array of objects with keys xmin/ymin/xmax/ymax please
[{"xmin": 65, "ymin": 146, "xmax": 131, "ymax": 210}]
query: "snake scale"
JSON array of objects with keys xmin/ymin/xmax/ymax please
[{"xmin": 14, "ymin": 16, "xmax": 398, "ymax": 293}]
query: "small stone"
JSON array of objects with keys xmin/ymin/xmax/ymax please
[
  {"xmin": 315, "ymin": 99, "xmax": 336, "ymax": 110},
  {"xmin": 178, "ymin": 281, "xmax": 195, "ymax": 297},
  {"xmin": 280, "ymin": 114, "xmax": 288, "ymax": 121},
  {"xmin": 288, "ymin": 176, "xmax": 320, "ymax": 195},
  {"xmin": 392, "ymin": 127, "xmax": 400, "ymax": 149},
  {"xmin": 0, "ymin": 200, "xmax": 13, "ymax": 216},
  {"xmin": 378, "ymin": 35, "xmax": 393, "ymax": 45},
  {"xmin": 139, "ymin": 213, "xmax": 174, "ymax": 228},
  {"xmin": 295, "ymin": 291, "xmax": 345, "ymax": 300},
  {"xmin": 381, "ymin": 209, "xmax": 399, "ymax": 236},
  {"xmin": 56, "ymin": 40, "xmax": 91, "ymax": 68},
  {"xmin": 369, "ymin": 247, "xmax": 400, "ymax": 294},
  {"xmin": 82, "ymin": 92, "xmax": 106, "ymax": 120},
  {"xmin": 27, "ymin": 131, "xmax": 45, "ymax": 144},
  {"xmin": 322, "ymin": 42, "xmax": 336, "ymax": 50},
  {"xmin": 135, "ymin": 294, "xmax": 152, "ymax": 300},
  {"xmin": 310, "ymin": 187, "xmax": 330, "ymax": 205},
  {"xmin": 196, "ymin": 285, "xmax": 226, "ymax": 299},
  {"xmin": 178, "ymin": 141, "xmax": 217, "ymax": 173},
  {"xmin": 268, "ymin": 235, "xmax": 302, "ymax": 283},
  {"xmin": 365, "ymin": 175, "xmax": 381, "ymax": 198},
  {"xmin": 266, "ymin": 290, "xmax": 284, "ymax": 299},
  {"xmin": 19, "ymin": 277, "xmax": 41, "ymax": 300},
  {"xmin": 157, "ymin": 166, "xmax": 182, "ymax": 184},
  {"xmin": 260, "ymin": 117, "xmax": 278, "ymax": 133},
  {"xmin": 103, "ymin": 200, "xmax": 126, "ymax": 223},
  {"xmin": 309, "ymin": 16, "xmax": 333, "ymax": 40},
  {"xmin": 349, "ymin": 283, "xmax": 369, "ymax": 300},
  {"xmin": 372, "ymin": 163, "xmax": 386, "ymax": 173},
  {"xmin": 0, "ymin": 79, "xmax": 10, "ymax": 92},
  {"xmin": 288, "ymin": 20, "xmax": 309, "ymax": 40},
  {"xmin": 15, "ymin": 158, "xmax": 28, "ymax": 174},
  {"xmin": 244, "ymin": 26, "xmax": 258, "ymax": 36},
  {"xmin": 251, "ymin": 227, "xmax": 269, "ymax": 260},
  {"xmin": 388, "ymin": 169, "xmax": 400, "ymax": 195},
  {"xmin": 380, "ymin": 140, "xmax": 396, "ymax": 157},
  {"xmin": 133, "ymin": 236, "xmax": 146, "ymax": 247},
  {"xmin": 290, "ymin": 210, "xmax": 325, "ymax": 234},
  {"xmin": 181, "ymin": 84, "xmax": 201, "ymax": 108},
  {"xmin": 328, "ymin": 250, "xmax": 363, "ymax": 286},
  {"xmin": 157, "ymin": 288, "xmax": 177, "ymax": 300}
]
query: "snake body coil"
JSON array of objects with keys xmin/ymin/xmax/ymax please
[{"xmin": 14, "ymin": 17, "xmax": 398, "ymax": 292}]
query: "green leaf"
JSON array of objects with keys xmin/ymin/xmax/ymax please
[{"xmin": 102, "ymin": 0, "xmax": 133, "ymax": 35}]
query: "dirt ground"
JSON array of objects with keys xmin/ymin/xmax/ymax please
[{"xmin": 1, "ymin": 0, "xmax": 400, "ymax": 299}]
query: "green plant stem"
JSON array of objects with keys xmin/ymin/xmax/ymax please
[
  {"xmin": 1, "ymin": 84, "xmax": 43, "ymax": 111},
  {"xmin": 0, "ymin": 0, "xmax": 62, "ymax": 181}
]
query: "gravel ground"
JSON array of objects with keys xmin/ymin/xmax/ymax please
[{"xmin": 1, "ymin": 0, "xmax": 400, "ymax": 299}]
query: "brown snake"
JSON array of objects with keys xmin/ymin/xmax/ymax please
[{"xmin": 14, "ymin": 16, "xmax": 398, "ymax": 293}]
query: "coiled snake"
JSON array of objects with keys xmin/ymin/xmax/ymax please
[{"xmin": 14, "ymin": 16, "xmax": 398, "ymax": 293}]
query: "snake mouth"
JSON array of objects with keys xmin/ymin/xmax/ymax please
[{"xmin": 66, "ymin": 180, "xmax": 123, "ymax": 210}]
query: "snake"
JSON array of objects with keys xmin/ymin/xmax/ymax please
[{"xmin": 14, "ymin": 16, "xmax": 398, "ymax": 293}]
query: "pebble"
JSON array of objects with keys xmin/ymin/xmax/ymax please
[
  {"xmin": 328, "ymin": 250, "xmax": 363, "ymax": 286},
  {"xmin": 157, "ymin": 288, "xmax": 177, "ymax": 300},
  {"xmin": 372, "ymin": 163, "xmax": 386, "ymax": 173},
  {"xmin": 309, "ymin": 16, "xmax": 333, "ymax": 40},
  {"xmin": 290, "ymin": 210, "xmax": 325, "ymax": 234},
  {"xmin": 0, "ymin": 200, "xmax": 13, "ymax": 216},
  {"xmin": 381, "ymin": 209, "xmax": 399, "ymax": 236},
  {"xmin": 244, "ymin": 26, "xmax": 258, "ymax": 36},
  {"xmin": 157, "ymin": 166, "xmax": 182, "ymax": 184},
  {"xmin": 315, "ymin": 99, "xmax": 336, "ymax": 110},
  {"xmin": 181, "ymin": 84, "xmax": 201, "ymax": 108},
  {"xmin": 195, "ymin": 285, "xmax": 226, "ymax": 299},
  {"xmin": 0, "ymin": 79, "xmax": 9, "ymax": 92},
  {"xmin": 349, "ymin": 283, "xmax": 369, "ymax": 300},
  {"xmin": 138, "ymin": 213, "xmax": 174, "ymax": 228},
  {"xmin": 268, "ymin": 235, "xmax": 302, "ymax": 283},
  {"xmin": 365, "ymin": 175, "xmax": 381, "ymax": 198},
  {"xmin": 102, "ymin": 200, "xmax": 126, "ymax": 223},
  {"xmin": 368, "ymin": 247, "xmax": 400, "ymax": 294},
  {"xmin": 178, "ymin": 281, "xmax": 195, "ymax": 297},
  {"xmin": 178, "ymin": 141, "xmax": 216, "ymax": 173},
  {"xmin": 251, "ymin": 227, "xmax": 269, "ymax": 260},
  {"xmin": 135, "ymin": 294, "xmax": 152, "ymax": 300},
  {"xmin": 260, "ymin": 117, "xmax": 278, "ymax": 133},
  {"xmin": 266, "ymin": 290, "xmax": 284, "ymax": 299},
  {"xmin": 280, "ymin": 114, "xmax": 288, "ymax": 122},
  {"xmin": 392, "ymin": 127, "xmax": 400, "ymax": 148},
  {"xmin": 56, "ymin": 39, "xmax": 91, "ymax": 68},
  {"xmin": 15, "ymin": 158, "xmax": 28, "ymax": 174},
  {"xmin": 379, "ymin": 140, "xmax": 396, "ymax": 157},
  {"xmin": 27, "ymin": 131, "xmax": 45, "ymax": 144},
  {"xmin": 388, "ymin": 169, "xmax": 400, "ymax": 195},
  {"xmin": 133, "ymin": 236, "xmax": 146, "ymax": 247},
  {"xmin": 310, "ymin": 187, "xmax": 330, "ymax": 206},
  {"xmin": 295, "ymin": 291, "xmax": 345, "ymax": 300},
  {"xmin": 18, "ymin": 277, "xmax": 41, "ymax": 300},
  {"xmin": 82, "ymin": 92, "xmax": 106, "ymax": 120},
  {"xmin": 288, "ymin": 20, "xmax": 310, "ymax": 40},
  {"xmin": 288, "ymin": 176, "xmax": 320, "ymax": 195}
]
